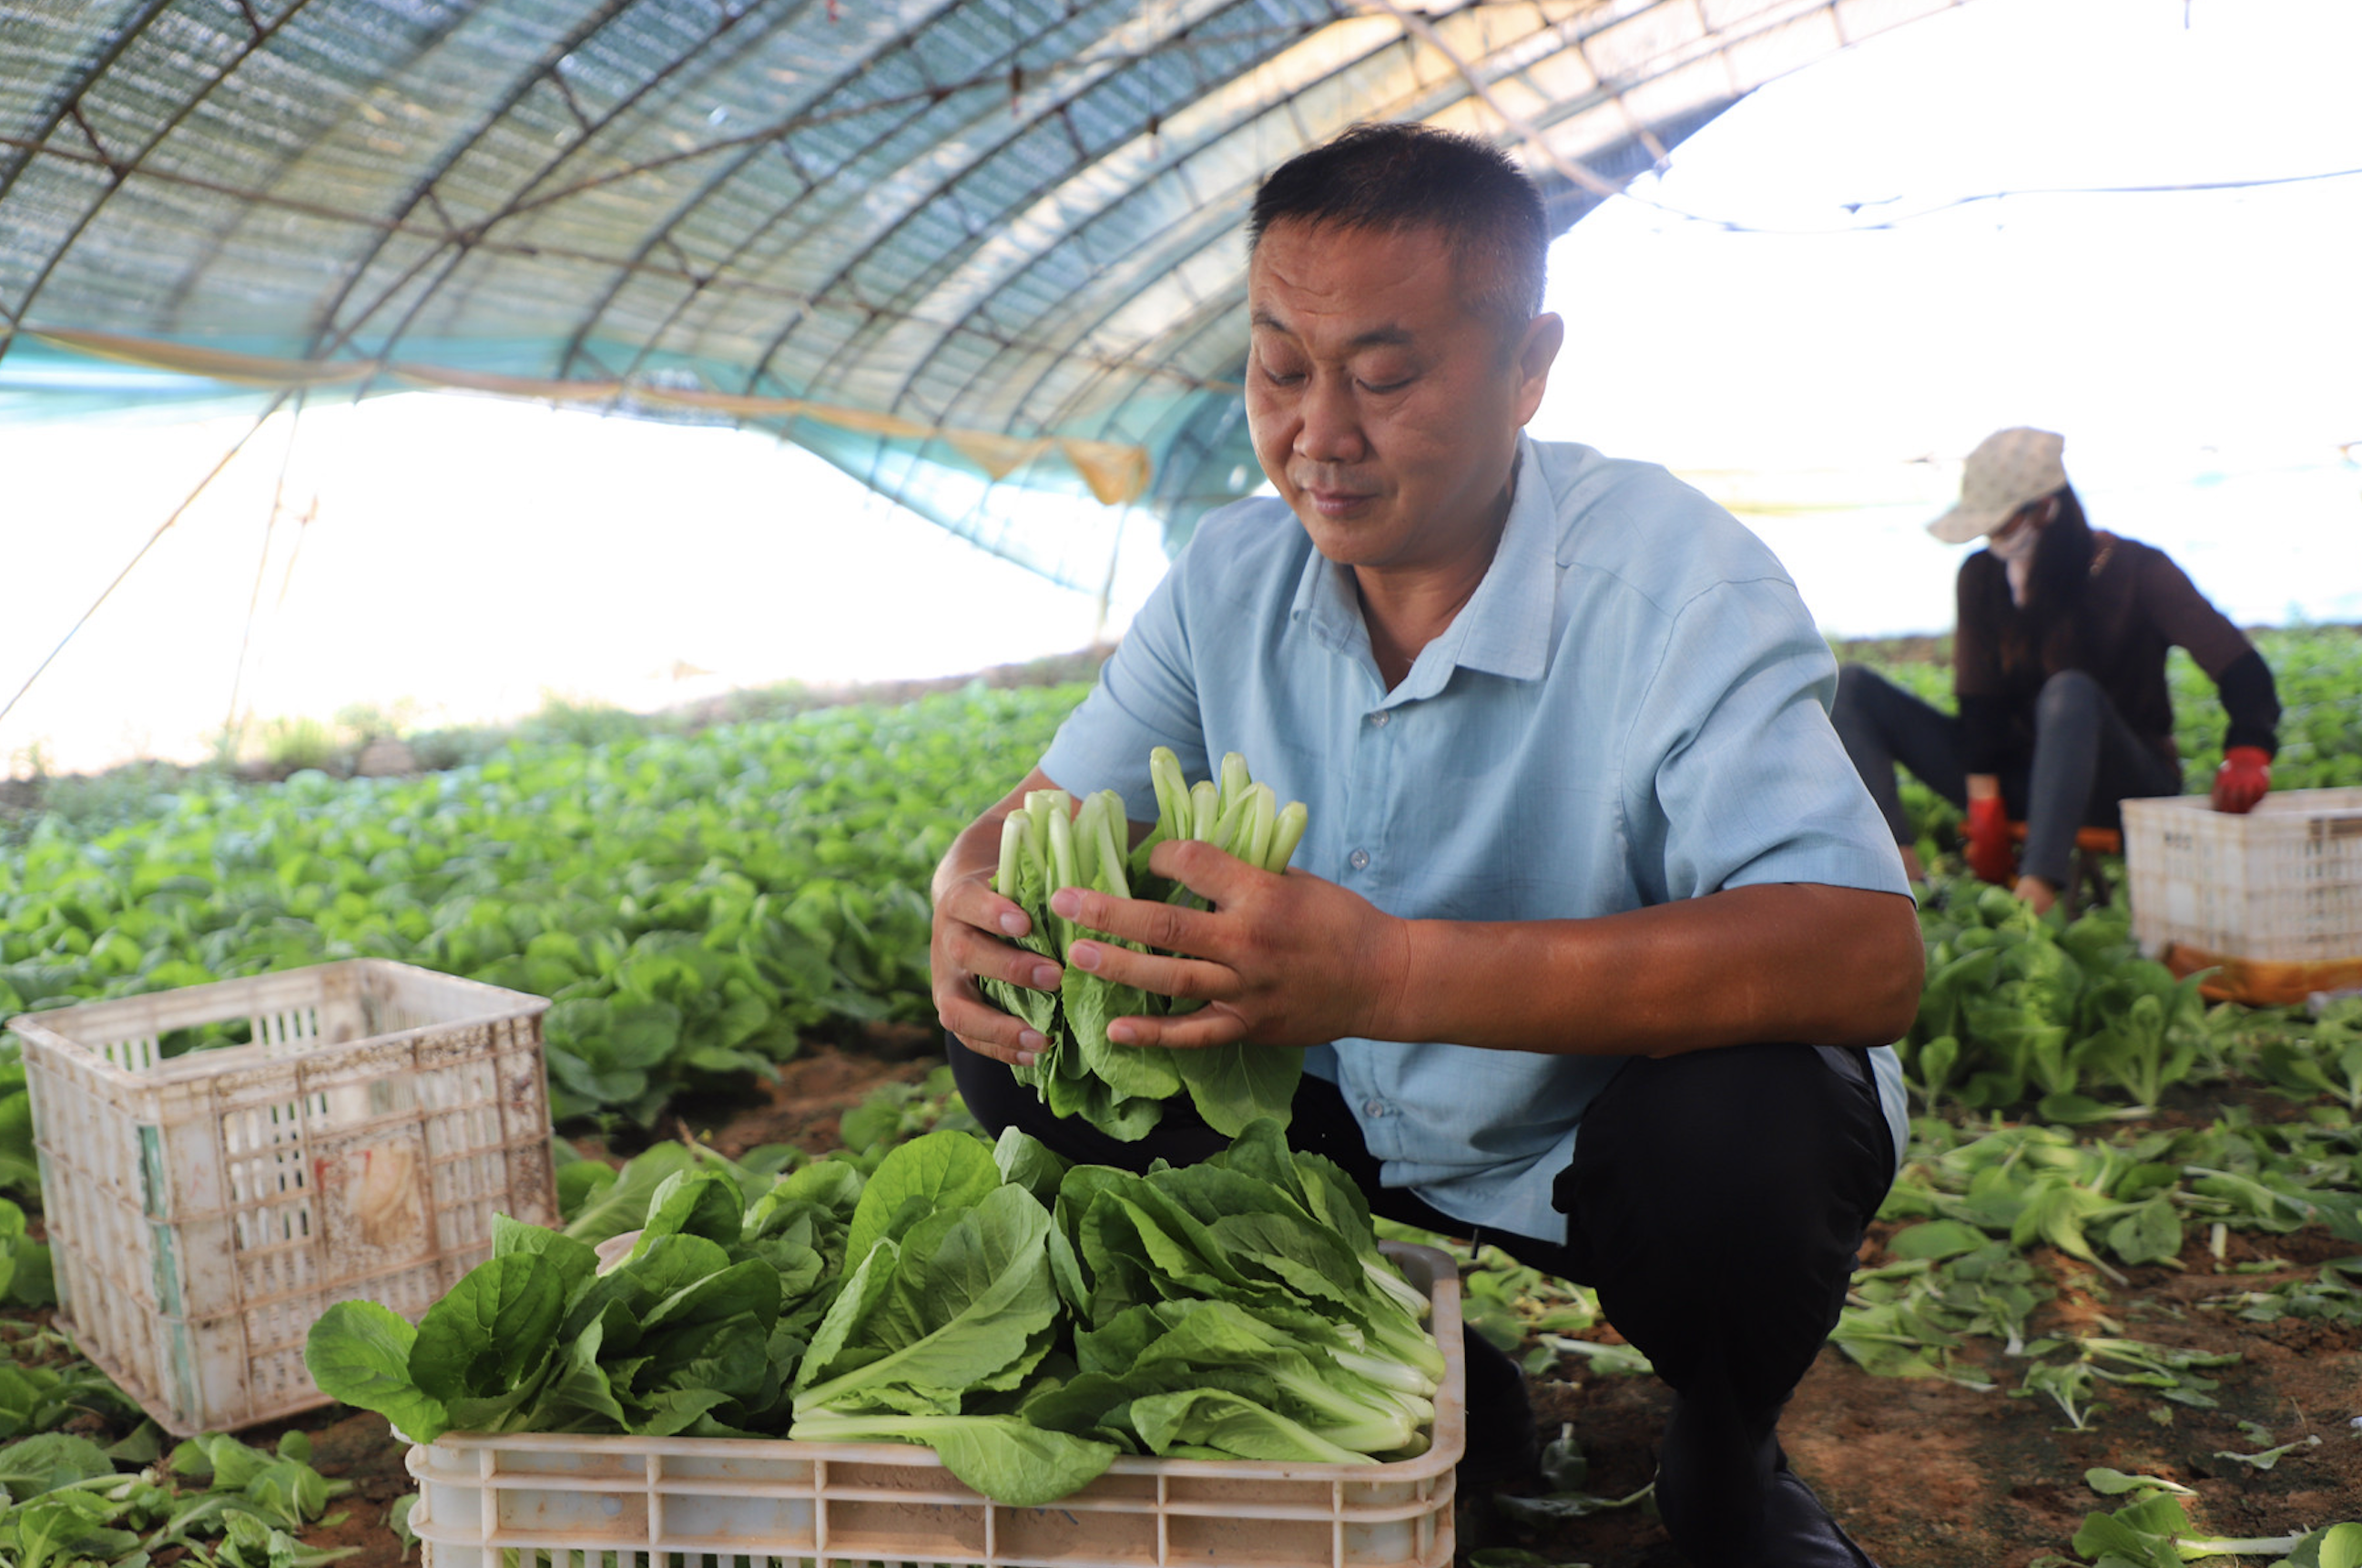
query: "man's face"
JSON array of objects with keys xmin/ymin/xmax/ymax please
[{"xmin": 1244, "ymin": 219, "xmax": 1560, "ymax": 573}]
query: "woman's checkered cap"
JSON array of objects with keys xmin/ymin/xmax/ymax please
[{"xmin": 1927, "ymin": 427, "xmax": 2068, "ymax": 545}]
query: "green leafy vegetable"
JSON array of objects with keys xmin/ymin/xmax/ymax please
[{"xmin": 982, "ymin": 750, "xmax": 1308, "ymax": 1141}]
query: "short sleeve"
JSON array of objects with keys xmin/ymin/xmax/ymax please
[
  {"xmin": 1626, "ymin": 577, "xmax": 1910, "ymax": 901},
  {"xmin": 1038, "ymin": 559, "xmax": 1209, "ymax": 823}
]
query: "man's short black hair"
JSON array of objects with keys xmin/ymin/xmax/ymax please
[{"xmin": 1249, "ymin": 122, "xmax": 1549, "ymax": 339}]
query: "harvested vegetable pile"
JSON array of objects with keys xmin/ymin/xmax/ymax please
[{"xmin": 304, "ymin": 1120, "xmax": 1442, "ymax": 1507}]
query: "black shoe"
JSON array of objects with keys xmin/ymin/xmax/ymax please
[
  {"xmin": 1652, "ymin": 1390, "xmax": 1779, "ymax": 1563},
  {"xmin": 1749, "ymin": 1461, "xmax": 1881, "ymax": 1568}
]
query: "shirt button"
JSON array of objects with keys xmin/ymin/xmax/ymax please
[
  {"xmin": 1363, "ymin": 1099, "xmax": 1387, "ymax": 1117},
  {"xmin": 1370, "ymin": 711, "xmax": 1390, "ymax": 728},
  {"xmin": 1348, "ymin": 849, "xmax": 1370, "ymax": 871}
]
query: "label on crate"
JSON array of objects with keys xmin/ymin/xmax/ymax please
[{"xmin": 312, "ymin": 1128, "xmax": 432, "ymax": 1263}]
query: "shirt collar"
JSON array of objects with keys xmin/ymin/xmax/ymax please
[
  {"xmin": 1288, "ymin": 434, "xmax": 1556, "ymax": 697},
  {"xmin": 1440, "ymin": 435, "xmax": 1554, "ymax": 684}
]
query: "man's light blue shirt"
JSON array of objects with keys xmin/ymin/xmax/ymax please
[{"xmin": 1040, "ymin": 436, "xmax": 1912, "ymax": 1243}]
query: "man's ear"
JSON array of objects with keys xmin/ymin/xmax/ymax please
[{"xmin": 1512, "ymin": 312, "xmax": 1564, "ymax": 424}]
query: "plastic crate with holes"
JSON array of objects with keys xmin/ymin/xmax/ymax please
[
  {"xmin": 402, "ymin": 1241, "xmax": 1464, "ymax": 1568},
  {"xmin": 6, "ymin": 958, "xmax": 557, "ymax": 1434},
  {"xmin": 2122, "ymin": 786, "xmax": 2362, "ymax": 1005}
]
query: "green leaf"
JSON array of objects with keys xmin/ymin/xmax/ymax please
[
  {"xmin": 844, "ymin": 1129, "xmax": 1001, "ymax": 1268},
  {"xmin": 786, "ymin": 1412, "xmax": 1116, "ymax": 1505},
  {"xmin": 304, "ymin": 1300, "xmax": 452, "ymax": 1442},
  {"xmin": 993, "ymin": 1127, "xmax": 1070, "ymax": 1209},
  {"xmin": 796, "ymin": 1186, "xmax": 1061, "ymax": 1419},
  {"xmin": 2070, "ymin": 1504, "xmax": 2186, "ymax": 1568},
  {"xmin": 1171, "ymin": 1044, "xmax": 1302, "ymax": 1139},
  {"xmin": 2106, "ymin": 1197, "xmax": 2184, "ymax": 1268},
  {"xmin": 605, "ymin": 1001, "xmax": 684, "ymax": 1070},
  {"xmin": 635, "ymin": 1170, "xmax": 748, "ymax": 1252},
  {"xmin": 561, "ymin": 1144, "xmax": 700, "ymax": 1245},
  {"xmin": 243, "ymin": 1457, "xmax": 332, "ymax": 1530},
  {"xmin": 555, "ymin": 1160, "xmax": 620, "ymax": 1223},
  {"xmin": 491, "ymin": 1215, "xmax": 599, "ymax": 1296},
  {"xmin": 0, "ymin": 1431, "xmax": 115, "ymax": 1494},
  {"xmin": 409, "ymin": 1254, "xmax": 567, "ymax": 1403},
  {"xmin": 1062, "ymin": 972, "xmax": 1180, "ymax": 1102},
  {"xmin": 519, "ymin": 1317, "xmax": 628, "ymax": 1433},
  {"xmin": 1127, "ymin": 1387, "xmax": 1370, "ymax": 1464},
  {"xmin": 2297, "ymin": 1522, "xmax": 2362, "ymax": 1568},
  {"xmin": 1886, "ymin": 1220, "xmax": 1990, "ymax": 1261}
]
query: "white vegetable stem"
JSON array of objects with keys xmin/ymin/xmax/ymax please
[
  {"xmin": 996, "ymin": 814, "xmax": 1028, "ymax": 896},
  {"xmin": 1266, "ymin": 801, "xmax": 1308, "ymax": 873}
]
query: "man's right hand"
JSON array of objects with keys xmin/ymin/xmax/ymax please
[
  {"xmin": 1961, "ymin": 793, "xmax": 2016, "ymax": 885},
  {"xmin": 929, "ymin": 769, "xmax": 1064, "ymax": 1066}
]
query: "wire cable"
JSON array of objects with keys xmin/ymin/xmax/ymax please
[
  {"xmin": 1606, "ymin": 164, "xmax": 2362, "ymax": 236},
  {"xmin": 223, "ymin": 391, "xmax": 306, "ymax": 751},
  {"xmin": 0, "ymin": 392, "xmax": 289, "ymax": 731}
]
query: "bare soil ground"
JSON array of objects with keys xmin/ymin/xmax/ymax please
[
  {"xmin": 1502, "ymin": 1223, "xmax": 2362, "ymax": 1567},
  {"xmin": 233, "ymin": 1047, "xmax": 2361, "ymax": 1568}
]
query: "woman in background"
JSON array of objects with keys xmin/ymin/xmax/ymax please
[{"xmin": 1832, "ymin": 426, "xmax": 2279, "ymax": 913}]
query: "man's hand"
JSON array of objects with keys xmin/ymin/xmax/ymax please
[
  {"xmin": 929, "ymin": 769, "xmax": 1064, "ymax": 1066},
  {"xmin": 1961, "ymin": 794, "xmax": 2016, "ymax": 885},
  {"xmin": 2211, "ymin": 745, "xmax": 2271, "ymax": 814},
  {"xmin": 1047, "ymin": 838, "xmax": 1406, "ymax": 1052}
]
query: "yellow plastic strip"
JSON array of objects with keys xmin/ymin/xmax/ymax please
[
  {"xmin": 391, "ymin": 365, "xmax": 623, "ymax": 402},
  {"xmin": 21, "ymin": 326, "xmax": 1152, "ymax": 503},
  {"xmin": 32, "ymin": 329, "xmax": 377, "ymax": 387},
  {"xmin": 2163, "ymin": 943, "xmax": 2362, "ymax": 1008}
]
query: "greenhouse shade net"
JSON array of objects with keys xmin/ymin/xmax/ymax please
[{"xmin": 0, "ymin": 0, "xmax": 1970, "ymax": 585}]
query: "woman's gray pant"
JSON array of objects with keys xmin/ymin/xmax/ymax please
[{"xmin": 1830, "ymin": 666, "xmax": 2183, "ymax": 888}]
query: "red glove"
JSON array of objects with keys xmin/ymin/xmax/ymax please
[
  {"xmin": 1961, "ymin": 795, "xmax": 2016, "ymax": 885},
  {"xmin": 2212, "ymin": 745, "xmax": 2271, "ymax": 814}
]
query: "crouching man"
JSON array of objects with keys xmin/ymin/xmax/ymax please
[{"xmin": 929, "ymin": 122, "xmax": 1923, "ymax": 1568}]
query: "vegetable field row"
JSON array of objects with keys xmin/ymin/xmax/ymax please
[
  {"xmin": 1, "ymin": 686, "xmax": 1084, "ymax": 1131},
  {"xmin": 6, "ymin": 627, "xmax": 2354, "ymax": 1144},
  {"xmin": 0, "ymin": 627, "xmax": 2358, "ymax": 1565}
]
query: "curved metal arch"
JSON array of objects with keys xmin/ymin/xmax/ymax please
[
  {"xmin": 515, "ymin": 0, "xmax": 1187, "ymax": 385},
  {"xmin": 891, "ymin": 14, "xmax": 1430, "ymax": 436},
  {"xmin": 0, "ymin": 0, "xmax": 177, "ymax": 208},
  {"xmin": 151, "ymin": 0, "xmax": 526, "ymax": 327},
  {"xmin": 904, "ymin": 178, "xmax": 1251, "ymax": 441},
  {"xmin": 314, "ymin": 0, "xmax": 817, "ymax": 374},
  {"xmin": 546, "ymin": 0, "xmax": 1019, "ymax": 384},
  {"xmin": 723, "ymin": 0, "xmax": 1273, "ymax": 408},
  {"xmin": 704, "ymin": 0, "xmax": 1639, "ymax": 388},
  {"xmin": 784, "ymin": 0, "xmax": 1349, "ymax": 420},
  {"xmin": 855, "ymin": 9, "xmax": 1490, "ymax": 427},
  {"xmin": 943, "ymin": 87, "xmax": 1751, "ymax": 547},
  {"xmin": 1, "ymin": 0, "xmax": 330, "ymax": 353},
  {"xmin": 524, "ymin": 0, "xmax": 1019, "ymax": 381},
  {"xmin": 926, "ymin": 0, "xmax": 1746, "ymax": 443},
  {"xmin": 296, "ymin": 0, "xmax": 645, "ymax": 359},
  {"xmin": 514, "ymin": 0, "xmax": 1194, "ymax": 386}
]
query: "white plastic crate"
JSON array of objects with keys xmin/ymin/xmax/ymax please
[
  {"xmin": 8, "ymin": 959, "xmax": 558, "ymax": 1435},
  {"xmin": 406, "ymin": 1242, "xmax": 1464, "ymax": 1568},
  {"xmin": 2123, "ymin": 787, "xmax": 2362, "ymax": 1003}
]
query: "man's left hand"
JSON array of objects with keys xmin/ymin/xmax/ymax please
[
  {"xmin": 2212, "ymin": 745, "xmax": 2271, "ymax": 814},
  {"xmin": 1046, "ymin": 838, "xmax": 1406, "ymax": 1051}
]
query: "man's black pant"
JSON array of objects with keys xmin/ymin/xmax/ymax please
[{"xmin": 948, "ymin": 1034, "xmax": 1896, "ymax": 1511}]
